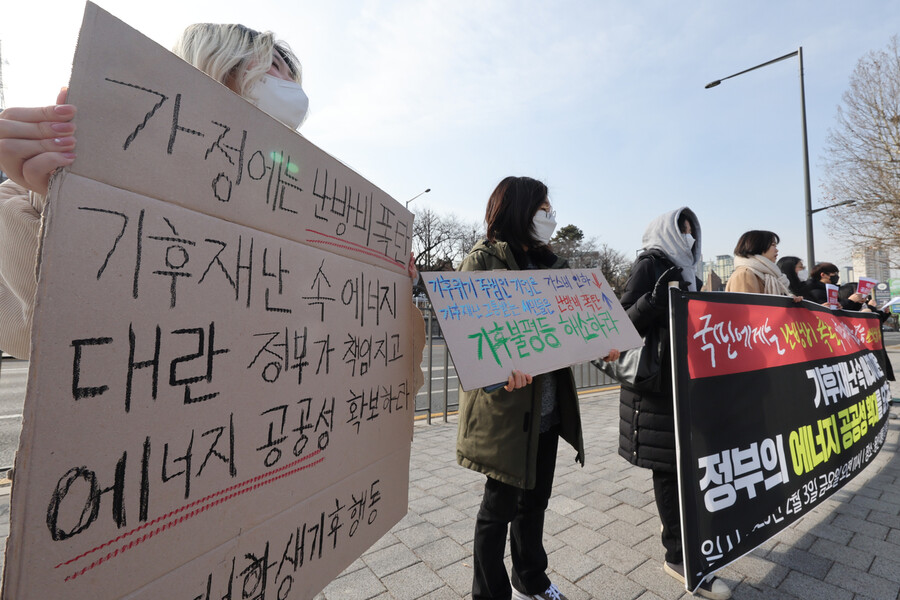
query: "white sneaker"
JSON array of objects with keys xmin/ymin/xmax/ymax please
[
  {"xmin": 511, "ymin": 582, "xmax": 569, "ymax": 600},
  {"xmin": 664, "ymin": 561, "xmax": 731, "ymax": 600}
]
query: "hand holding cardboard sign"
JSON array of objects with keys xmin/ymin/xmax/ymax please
[
  {"xmin": 0, "ymin": 88, "xmax": 76, "ymax": 196},
  {"xmin": 503, "ymin": 369, "xmax": 533, "ymax": 392}
]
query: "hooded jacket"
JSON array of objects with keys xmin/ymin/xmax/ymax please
[
  {"xmin": 456, "ymin": 239, "xmax": 584, "ymax": 489},
  {"xmin": 618, "ymin": 208, "xmax": 701, "ymax": 472}
]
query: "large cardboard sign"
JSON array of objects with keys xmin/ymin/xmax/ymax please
[
  {"xmin": 421, "ymin": 269, "xmax": 641, "ymax": 390},
  {"xmin": 3, "ymin": 4, "xmax": 420, "ymax": 599},
  {"xmin": 670, "ymin": 291, "xmax": 890, "ymax": 593}
]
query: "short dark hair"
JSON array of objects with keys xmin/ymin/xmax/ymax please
[
  {"xmin": 485, "ymin": 176, "xmax": 549, "ymax": 251},
  {"xmin": 811, "ymin": 262, "xmax": 839, "ymax": 281},
  {"xmin": 733, "ymin": 230, "xmax": 779, "ymax": 258}
]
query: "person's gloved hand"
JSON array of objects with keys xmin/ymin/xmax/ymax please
[{"xmin": 649, "ymin": 266, "xmax": 687, "ymax": 308}]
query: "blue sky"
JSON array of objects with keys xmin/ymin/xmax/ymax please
[{"xmin": 3, "ymin": 1, "xmax": 898, "ymax": 271}]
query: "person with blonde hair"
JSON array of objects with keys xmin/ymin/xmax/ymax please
[
  {"xmin": 0, "ymin": 22, "xmax": 312, "ymax": 359},
  {"xmin": 174, "ymin": 23, "xmax": 308, "ymax": 128}
]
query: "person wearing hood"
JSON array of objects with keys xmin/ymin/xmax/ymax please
[
  {"xmin": 725, "ymin": 231, "xmax": 801, "ymax": 301},
  {"xmin": 457, "ymin": 176, "xmax": 618, "ymax": 600},
  {"xmin": 802, "ymin": 262, "xmax": 840, "ymax": 304},
  {"xmin": 618, "ymin": 207, "xmax": 731, "ymax": 600}
]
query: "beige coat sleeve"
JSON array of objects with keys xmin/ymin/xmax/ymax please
[
  {"xmin": 724, "ymin": 266, "xmax": 763, "ymax": 294},
  {"xmin": 0, "ymin": 180, "xmax": 45, "ymax": 359}
]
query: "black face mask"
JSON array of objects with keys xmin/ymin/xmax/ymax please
[{"xmin": 829, "ymin": 274, "xmax": 839, "ymax": 285}]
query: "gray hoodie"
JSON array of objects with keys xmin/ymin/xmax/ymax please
[{"xmin": 641, "ymin": 207, "xmax": 702, "ymax": 290}]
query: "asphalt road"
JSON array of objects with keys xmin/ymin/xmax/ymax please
[{"xmin": 0, "ymin": 360, "xmax": 27, "ymax": 469}]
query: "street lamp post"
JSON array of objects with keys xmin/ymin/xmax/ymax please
[
  {"xmin": 706, "ymin": 47, "xmax": 816, "ymax": 266},
  {"xmin": 405, "ymin": 188, "xmax": 431, "ymax": 209},
  {"xmin": 809, "ymin": 199, "xmax": 856, "ymax": 215}
]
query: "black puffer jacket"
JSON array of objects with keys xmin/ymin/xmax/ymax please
[
  {"xmin": 803, "ymin": 279, "xmax": 828, "ymax": 303},
  {"xmin": 617, "ymin": 250, "xmax": 693, "ymax": 473}
]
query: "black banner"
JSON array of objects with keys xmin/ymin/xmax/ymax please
[{"xmin": 670, "ymin": 291, "xmax": 890, "ymax": 593}]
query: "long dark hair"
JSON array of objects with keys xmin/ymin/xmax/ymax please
[
  {"xmin": 777, "ymin": 256, "xmax": 804, "ymax": 295},
  {"xmin": 484, "ymin": 176, "xmax": 553, "ymax": 266}
]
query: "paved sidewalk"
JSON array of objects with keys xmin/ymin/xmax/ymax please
[{"xmin": 317, "ymin": 386, "xmax": 900, "ymax": 600}]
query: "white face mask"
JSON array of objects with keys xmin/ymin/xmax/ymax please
[
  {"xmin": 683, "ymin": 233, "xmax": 695, "ymax": 249},
  {"xmin": 532, "ymin": 210, "xmax": 557, "ymax": 245},
  {"xmin": 249, "ymin": 74, "xmax": 309, "ymax": 130},
  {"xmin": 797, "ymin": 269, "xmax": 809, "ymax": 281}
]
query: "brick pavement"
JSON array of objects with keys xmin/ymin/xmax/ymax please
[{"xmin": 317, "ymin": 383, "xmax": 900, "ymax": 600}]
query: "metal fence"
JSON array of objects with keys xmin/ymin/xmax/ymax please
[{"xmin": 415, "ymin": 307, "xmax": 618, "ymax": 423}]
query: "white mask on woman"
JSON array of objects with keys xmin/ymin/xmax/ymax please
[
  {"xmin": 682, "ymin": 233, "xmax": 695, "ymax": 249},
  {"xmin": 532, "ymin": 210, "xmax": 557, "ymax": 245},
  {"xmin": 249, "ymin": 74, "xmax": 310, "ymax": 130},
  {"xmin": 797, "ymin": 269, "xmax": 809, "ymax": 281}
]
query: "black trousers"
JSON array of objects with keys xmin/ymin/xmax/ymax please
[
  {"xmin": 472, "ymin": 429, "xmax": 559, "ymax": 600},
  {"xmin": 652, "ymin": 468, "xmax": 683, "ymax": 564}
]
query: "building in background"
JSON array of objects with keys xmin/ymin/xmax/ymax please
[
  {"xmin": 842, "ymin": 265, "xmax": 855, "ymax": 283},
  {"xmin": 704, "ymin": 270, "xmax": 723, "ymax": 291},
  {"xmin": 699, "ymin": 255, "xmax": 734, "ymax": 290},
  {"xmin": 715, "ymin": 255, "xmax": 735, "ymax": 284},
  {"xmin": 852, "ymin": 248, "xmax": 891, "ymax": 283},
  {"xmin": 701, "ymin": 261, "xmax": 714, "ymax": 285}
]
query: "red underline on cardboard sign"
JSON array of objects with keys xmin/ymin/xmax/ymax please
[
  {"xmin": 58, "ymin": 450, "xmax": 324, "ymax": 575},
  {"xmin": 305, "ymin": 229, "xmax": 404, "ymax": 268},
  {"xmin": 64, "ymin": 454, "xmax": 326, "ymax": 582}
]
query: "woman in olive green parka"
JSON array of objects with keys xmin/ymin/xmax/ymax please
[
  {"xmin": 457, "ymin": 238, "xmax": 584, "ymax": 490},
  {"xmin": 458, "ymin": 176, "xmax": 619, "ymax": 600}
]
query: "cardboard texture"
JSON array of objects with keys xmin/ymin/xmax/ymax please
[
  {"xmin": 421, "ymin": 269, "xmax": 642, "ymax": 390},
  {"xmin": 2, "ymin": 4, "xmax": 418, "ymax": 599}
]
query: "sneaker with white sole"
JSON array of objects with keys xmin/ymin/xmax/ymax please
[
  {"xmin": 511, "ymin": 582, "xmax": 568, "ymax": 600},
  {"xmin": 664, "ymin": 561, "xmax": 731, "ymax": 600}
]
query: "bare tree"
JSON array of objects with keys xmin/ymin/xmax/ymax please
[
  {"xmin": 457, "ymin": 224, "xmax": 485, "ymax": 262},
  {"xmin": 822, "ymin": 36, "xmax": 900, "ymax": 267},
  {"xmin": 594, "ymin": 243, "xmax": 633, "ymax": 297},
  {"xmin": 412, "ymin": 207, "xmax": 484, "ymax": 271}
]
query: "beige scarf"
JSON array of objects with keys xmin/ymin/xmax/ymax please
[{"xmin": 733, "ymin": 255, "xmax": 793, "ymax": 296}]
